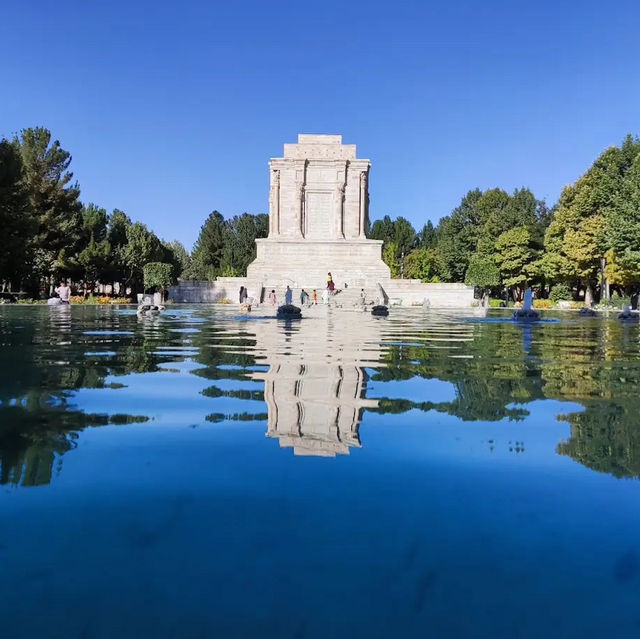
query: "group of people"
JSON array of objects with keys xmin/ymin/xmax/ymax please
[
  {"xmin": 275, "ymin": 286, "xmax": 324, "ymax": 307},
  {"xmin": 260, "ymin": 272, "xmax": 367, "ymax": 308}
]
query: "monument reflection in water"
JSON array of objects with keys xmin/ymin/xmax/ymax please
[{"xmin": 250, "ymin": 313, "xmax": 381, "ymax": 457}]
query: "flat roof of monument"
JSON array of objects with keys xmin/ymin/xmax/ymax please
[
  {"xmin": 280, "ymin": 134, "xmax": 361, "ymax": 160},
  {"xmin": 297, "ymin": 134, "xmax": 342, "ymax": 144}
]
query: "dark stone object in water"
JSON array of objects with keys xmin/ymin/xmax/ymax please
[
  {"xmin": 277, "ymin": 304, "xmax": 302, "ymax": 319},
  {"xmin": 371, "ymin": 305, "xmax": 389, "ymax": 317},
  {"xmin": 513, "ymin": 308, "xmax": 540, "ymax": 320},
  {"xmin": 579, "ymin": 307, "xmax": 597, "ymax": 317},
  {"xmin": 618, "ymin": 310, "xmax": 638, "ymax": 321}
]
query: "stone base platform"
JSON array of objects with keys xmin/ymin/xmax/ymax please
[
  {"xmin": 247, "ymin": 238, "xmax": 390, "ymax": 288},
  {"xmin": 168, "ymin": 278, "xmax": 475, "ymax": 307}
]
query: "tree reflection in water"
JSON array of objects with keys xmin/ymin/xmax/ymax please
[{"xmin": 1, "ymin": 304, "xmax": 640, "ymax": 484}]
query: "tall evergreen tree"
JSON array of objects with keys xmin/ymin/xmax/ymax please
[
  {"xmin": 0, "ymin": 139, "xmax": 33, "ymax": 288},
  {"xmin": 15, "ymin": 127, "xmax": 82, "ymax": 290},
  {"xmin": 188, "ymin": 210, "xmax": 226, "ymax": 279}
]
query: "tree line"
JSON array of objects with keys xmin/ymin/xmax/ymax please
[
  {"xmin": 2, "ymin": 127, "xmax": 639, "ymax": 301},
  {"xmin": 0, "ymin": 127, "xmax": 268, "ymax": 297},
  {"xmin": 371, "ymin": 134, "xmax": 640, "ymax": 304}
]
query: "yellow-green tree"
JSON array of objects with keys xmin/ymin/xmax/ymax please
[{"xmin": 494, "ymin": 226, "xmax": 539, "ymax": 296}]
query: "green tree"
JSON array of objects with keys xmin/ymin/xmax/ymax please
[
  {"xmin": 417, "ymin": 221, "xmax": 437, "ymax": 249},
  {"xmin": 0, "ymin": 139, "xmax": 33, "ymax": 288},
  {"xmin": 465, "ymin": 255, "xmax": 500, "ymax": 306},
  {"xmin": 404, "ymin": 247, "xmax": 444, "ymax": 282},
  {"xmin": 14, "ymin": 127, "xmax": 82, "ymax": 291},
  {"xmin": 382, "ymin": 241, "xmax": 400, "ymax": 278},
  {"xmin": 122, "ymin": 222, "xmax": 163, "ymax": 292},
  {"xmin": 143, "ymin": 262, "xmax": 175, "ymax": 301},
  {"xmin": 164, "ymin": 240, "xmax": 191, "ymax": 279},
  {"xmin": 544, "ymin": 135, "xmax": 640, "ymax": 304},
  {"xmin": 605, "ymin": 151, "xmax": 640, "ymax": 275},
  {"xmin": 188, "ymin": 210, "xmax": 226, "ymax": 279},
  {"xmin": 221, "ymin": 212, "xmax": 269, "ymax": 275},
  {"xmin": 494, "ymin": 226, "xmax": 539, "ymax": 296},
  {"xmin": 369, "ymin": 215, "xmax": 395, "ymax": 244}
]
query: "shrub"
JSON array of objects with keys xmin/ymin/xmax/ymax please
[
  {"xmin": 549, "ymin": 284, "xmax": 572, "ymax": 303},
  {"xmin": 488, "ymin": 298, "xmax": 505, "ymax": 308},
  {"xmin": 533, "ymin": 299, "xmax": 552, "ymax": 309},
  {"xmin": 599, "ymin": 291, "xmax": 631, "ymax": 310}
]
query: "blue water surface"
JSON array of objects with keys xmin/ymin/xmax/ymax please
[{"xmin": 1, "ymin": 305, "xmax": 639, "ymax": 638}]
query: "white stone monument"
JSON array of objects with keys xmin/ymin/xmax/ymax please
[
  {"xmin": 170, "ymin": 133, "xmax": 475, "ymax": 307},
  {"xmin": 246, "ymin": 134, "xmax": 390, "ymax": 287}
]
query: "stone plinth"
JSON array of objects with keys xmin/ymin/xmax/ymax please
[{"xmin": 247, "ymin": 237, "xmax": 390, "ymax": 288}]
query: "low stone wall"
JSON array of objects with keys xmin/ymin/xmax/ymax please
[
  {"xmin": 382, "ymin": 281, "xmax": 474, "ymax": 307},
  {"xmin": 168, "ymin": 279, "xmax": 262, "ymax": 304}
]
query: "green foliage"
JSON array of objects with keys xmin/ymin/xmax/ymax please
[
  {"xmin": 0, "ymin": 140, "xmax": 33, "ymax": 286},
  {"xmin": 404, "ymin": 247, "xmax": 444, "ymax": 282},
  {"xmin": 220, "ymin": 212, "xmax": 268, "ymax": 276},
  {"xmin": 544, "ymin": 135, "xmax": 640, "ymax": 289},
  {"xmin": 122, "ymin": 222, "xmax": 164, "ymax": 291},
  {"xmin": 549, "ymin": 284, "xmax": 572, "ymax": 303},
  {"xmin": 494, "ymin": 225, "xmax": 539, "ymax": 289},
  {"xmin": 465, "ymin": 255, "xmax": 500, "ymax": 289},
  {"xmin": 15, "ymin": 127, "xmax": 82, "ymax": 284},
  {"xmin": 188, "ymin": 210, "xmax": 225, "ymax": 279},
  {"xmin": 598, "ymin": 291, "xmax": 630, "ymax": 309},
  {"xmin": 164, "ymin": 240, "xmax": 191, "ymax": 279},
  {"xmin": 417, "ymin": 221, "xmax": 436, "ymax": 249},
  {"xmin": 382, "ymin": 241, "xmax": 400, "ymax": 278},
  {"xmin": 143, "ymin": 262, "xmax": 174, "ymax": 292}
]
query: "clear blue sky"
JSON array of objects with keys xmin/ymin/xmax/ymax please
[{"xmin": 1, "ymin": 0, "xmax": 638, "ymax": 249}]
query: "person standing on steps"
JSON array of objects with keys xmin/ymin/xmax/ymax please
[
  {"xmin": 312, "ymin": 290, "xmax": 317, "ymax": 305},
  {"xmin": 300, "ymin": 289, "xmax": 309, "ymax": 306},
  {"xmin": 268, "ymin": 289, "xmax": 277, "ymax": 305},
  {"xmin": 239, "ymin": 286, "xmax": 248, "ymax": 304},
  {"xmin": 285, "ymin": 285, "xmax": 293, "ymax": 305},
  {"xmin": 327, "ymin": 272, "xmax": 335, "ymax": 293}
]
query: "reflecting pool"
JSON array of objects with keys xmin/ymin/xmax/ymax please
[{"xmin": 1, "ymin": 304, "xmax": 640, "ymax": 637}]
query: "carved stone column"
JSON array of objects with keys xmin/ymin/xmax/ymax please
[
  {"xmin": 334, "ymin": 183, "xmax": 345, "ymax": 238},
  {"xmin": 359, "ymin": 172, "xmax": 368, "ymax": 238},
  {"xmin": 295, "ymin": 181, "xmax": 304, "ymax": 237},
  {"xmin": 269, "ymin": 169, "xmax": 280, "ymax": 237}
]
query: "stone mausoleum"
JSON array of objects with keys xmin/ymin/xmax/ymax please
[
  {"xmin": 171, "ymin": 134, "xmax": 474, "ymax": 307},
  {"xmin": 246, "ymin": 134, "xmax": 389, "ymax": 287}
]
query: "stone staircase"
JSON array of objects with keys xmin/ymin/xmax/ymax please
[{"xmin": 260, "ymin": 284, "xmax": 381, "ymax": 309}]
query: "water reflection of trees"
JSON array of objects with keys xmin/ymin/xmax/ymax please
[
  {"xmin": 3, "ymin": 306, "xmax": 640, "ymax": 482},
  {"xmin": 0, "ymin": 308, "xmax": 174, "ymax": 487},
  {"xmin": 373, "ymin": 317, "xmax": 640, "ymax": 478}
]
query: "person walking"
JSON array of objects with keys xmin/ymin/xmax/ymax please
[
  {"xmin": 312, "ymin": 290, "xmax": 317, "ymax": 305},
  {"xmin": 268, "ymin": 289, "xmax": 277, "ymax": 305},
  {"xmin": 55, "ymin": 280, "xmax": 71, "ymax": 305},
  {"xmin": 239, "ymin": 286, "xmax": 248, "ymax": 304},
  {"xmin": 300, "ymin": 289, "xmax": 309, "ymax": 306},
  {"xmin": 360, "ymin": 288, "xmax": 366, "ymax": 305},
  {"xmin": 285, "ymin": 286, "xmax": 293, "ymax": 305}
]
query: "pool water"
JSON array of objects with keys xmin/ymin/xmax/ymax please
[{"xmin": 1, "ymin": 305, "xmax": 640, "ymax": 638}]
